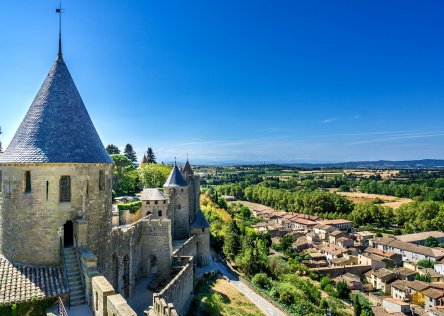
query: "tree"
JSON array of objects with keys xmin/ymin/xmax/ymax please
[
  {"xmin": 138, "ymin": 163, "xmax": 172, "ymax": 188},
  {"xmin": 425, "ymin": 236, "xmax": 439, "ymax": 247},
  {"xmin": 223, "ymin": 221, "xmax": 241, "ymax": 260},
  {"xmin": 336, "ymin": 280, "xmax": 350, "ymax": 299},
  {"xmin": 124, "ymin": 144, "xmax": 137, "ymax": 164},
  {"xmin": 146, "ymin": 147, "xmax": 156, "ymax": 164},
  {"xmin": 106, "ymin": 144, "xmax": 120, "ymax": 155},
  {"xmin": 111, "ymin": 154, "xmax": 139, "ymax": 196}
]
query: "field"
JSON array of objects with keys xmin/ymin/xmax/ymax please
[
  {"xmin": 334, "ymin": 191, "xmax": 412, "ymax": 209},
  {"xmin": 189, "ymin": 276, "xmax": 264, "ymax": 316}
]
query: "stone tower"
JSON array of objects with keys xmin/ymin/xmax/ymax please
[
  {"xmin": 0, "ymin": 53, "xmax": 113, "ymax": 272},
  {"xmin": 163, "ymin": 164, "xmax": 190, "ymax": 240},
  {"xmin": 182, "ymin": 160, "xmax": 200, "ymax": 223}
]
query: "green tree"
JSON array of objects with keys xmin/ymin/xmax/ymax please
[
  {"xmin": 425, "ymin": 236, "xmax": 439, "ymax": 247},
  {"xmin": 106, "ymin": 144, "xmax": 120, "ymax": 155},
  {"xmin": 146, "ymin": 147, "xmax": 157, "ymax": 164},
  {"xmin": 124, "ymin": 144, "xmax": 137, "ymax": 164},
  {"xmin": 139, "ymin": 163, "xmax": 172, "ymax": 188},
  {"xmin": 223, "ymin": 221, "xmax": 241, "ymax": 260},
  {"xmin": 336, "ymin": 280, "xmax": 350, "ymax": 299},
  {"xmin": 111, "ymin": 154, "xmax": 138, "ymax": 195}
]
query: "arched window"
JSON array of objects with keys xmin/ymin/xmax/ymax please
[
  {"xmin": 158, "ymin": 210, "xmax": 162, "ymax": 217},
  {"xmin": 60, "ymin": 176, "xmax": 71, "ymax": 202},
  {"xmin": 178, "ymin": 204, "xmax": 181, "ymax": 210}
]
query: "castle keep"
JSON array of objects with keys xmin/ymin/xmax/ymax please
[{"xmin": 0, "ymin": 41, "xmax": 210, "ymax": 315}]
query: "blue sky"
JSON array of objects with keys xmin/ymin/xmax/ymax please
[{"xmin": 1, "ymin": 1, "xmax": 444, "ymax": 163}]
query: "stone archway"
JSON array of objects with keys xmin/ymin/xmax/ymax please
[{"xmin": 63, "ymin": 220, "xmax": 73, "ymax": 247}]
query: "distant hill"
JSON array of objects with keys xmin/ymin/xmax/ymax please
[{"xmin": 284, "ymin": 159, "xmax": 444, "ymax": 169}]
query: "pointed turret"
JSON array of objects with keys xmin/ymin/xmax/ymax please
[
  {"xmin": 164, "ymin": 164, "xmax": 187, "ymax": 187},
  {"xmin": 0, "ymin": 57, "xmax": 112, "ymax": 164},
  {"xmin": 182, "ymin": 160, "xmax": 194, "ymax": 176},
  {"xmin": 141, "ymin": 154, "xmax": 148, "ymax": 164}
]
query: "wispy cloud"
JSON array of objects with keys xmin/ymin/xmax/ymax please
[
  {"xmin": 347, "ymin": 130, "xmax": 444, "ymax": 145},
  {"xmin": 318, "ymin": 118, "xmax": 337, "ymax": 124}
]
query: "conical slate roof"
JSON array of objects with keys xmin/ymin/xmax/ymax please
[
  {"xmin": 182, "ymin": 160, "xmax": 194, "ymax": 175},
  {"xmin": 191, "ymin": 210, "xmax": 210, "ymax": 229},
  {"xmin": 0, "ymin": 56, "xmax": 113, "ymax": 164},
  {"xmin": 164, "ymin": 164, "xmax": 187, "ymax": 187}
]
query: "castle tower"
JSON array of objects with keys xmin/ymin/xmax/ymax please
[
  {"xmin": 0, "ymin": 52, "xmax": 114, "ymax": 269},
  {"xmin": 182, "ymin": 159, "xmax": 200, "ymax": 223},
  {"xmin": 164, "ymin": 164, "xmax": 190, "ymax": 240}
]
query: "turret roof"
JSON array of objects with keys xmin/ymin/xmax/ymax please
[
  {"xmin": 191, "ymin": 210, "xmax": 210, "ymax": 229},
  {"xmin": 164, "ymin": 164, "xmax": 187, "ymax": 187},
  {"xmin": 182, "ymin": 160, "xmax": 194, "ymax": 175},
  {"xmin": 0, "ymin": 56, "xmax": 112, "ymax": 164}
]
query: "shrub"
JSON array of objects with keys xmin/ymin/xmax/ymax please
[
  {"xmin": 252, "ymin": 273, "xmax": 273, "ymax": 290},
  {"xmin": 320, "ymin": 275, "xmax": 332, "ymax": 290},
  {"xmin": 117, "ymin": 201, "xmax": 141, "ymax": 214}
]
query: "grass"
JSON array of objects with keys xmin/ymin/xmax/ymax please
[{"xmin": 188, "ymin": 276, "xmax": 265, "ymax": 316}]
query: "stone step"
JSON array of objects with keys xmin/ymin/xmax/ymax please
[
  {"xmin": 70, "ymin": 298, "xmax": 86, "ymax": 307},
  {"xmin": 68, "ymin": 275, "xmax": 82, "ymax": 283},
  {"xmin": 70, "ymin": 284, "xmax": 84, "ymax": 291},
  {"xmin": 69, "ymin": 280, "xmax": 83, "ymax": 287}
]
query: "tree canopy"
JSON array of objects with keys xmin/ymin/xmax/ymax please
[
  {"xmin": 139, "ymin": 163, "xmax": 172, "ymax": 188},
  {"xmin": 106, "ymin": 144, "xmax": 120, "ymax": 155},
  {"xmin": 124, "ymin": 144, "xmax": 137, "ymax": 164}
]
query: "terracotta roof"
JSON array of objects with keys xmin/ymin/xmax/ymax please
[
  {"xmin": 395, "ymin": 231, "xmax": 444, "ymax": 243},
  {"xmin": 396, "ymin": 267, "xmax": 417, "ymax": 277},
  {"xmin": 0, "ymin": 257, "xmax": 67, "ymax": 304},
  {"xmin": 372, "ymin": 268, "xmax": 396, "ymax": 279},
  {"xmin": 371, "ymin": 237, "xmax": 444, "ymax": 259},
  {"xmin": 390, "ymin": 280, "xmax": 409, "ymax": 291},
  {"xmin": 364, "ymin": 247, "xmax": 398, "ymax": 258},
  {"xmin": 406, "ymin": 280, "xmax": 430, "ymax": 292},
  {"xmin": 317, "ymin": 219, "xmax": 352, "ymax": 226},
  {"xmin": 0, "ymin": 56, "xmax": 112, "ymax": 164},
  {"xmin": 423, "ymin": 288, "xmax": 444, "ymax": 299}
]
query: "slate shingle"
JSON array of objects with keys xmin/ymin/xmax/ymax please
[{"xmin": 0, "ymin": 56, "xmax": 113, "ymax": 164}]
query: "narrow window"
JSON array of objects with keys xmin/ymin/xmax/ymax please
[
  {"xmin": 99, "ymin": 170, "xmax": 105, "ymax": 191},
  {"xmin": 163, "ymin": 200, "xmax": 166, "ymax": 204},
  {"xmin": 86, "ymin": 180, "xmax": 89, "ymax": 197},
  {"xmin": 0, "ymin": 170, "xmax": 2, "ymax": 193},
  {"xmin": 24, "ymin": 171, "xmax": 31, "ymax": 193},
  {"xmin": 158, "ymin": 210, "xmax": 162, "ymax": 217},
  {"xmin": 46, "ymin": 181, "xmax": 49, "ymax": 200},
  {"xmin": 60, "ymin": 176, "xmax": 71, "ymax": 202},
  {"xmin": 146, "ymin": 201, "xmax": 149, "ymax": 205},
  {"xmin": 95, "ymin": 291, "xmax": 98, "ymax": 311},
  {"xmin": 155, "ymin": 201, "xmax": 158, "ymax": 205},
  {"xmin": 178, "ymin": 204, "xmax": 181, "ymax": 210}
]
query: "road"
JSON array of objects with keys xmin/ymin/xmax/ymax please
[{"xmin": 210, "ymin": 261, "xmax": 286, "ymax": 316}]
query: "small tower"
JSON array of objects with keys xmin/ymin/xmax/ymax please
[
  {"xmin": 182, "ymin": 159, "xmax": 200, "ymax": 223},
  {"xmin": 164, "ymin": 163, "xmax": 190, "ymax": 240},
  {"xmin": 191, "ymin": 210, "xmax": 210, "ymax": 266}
]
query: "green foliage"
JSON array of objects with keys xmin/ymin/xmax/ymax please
[
  {"xmin": 111, "ymin": 154, "xmax": 139, "ymax": 195},
  {"xmin": 146, "ymin": 147, "xmax": 157, "ymax": 164},
  {"xmin": 352, "ymin": 293, "xmax": 374, "ymax": 316},
  {"xmin": 320, "ymin": 275, "xmax": 332, "ymax": 290},
  {"xmin": 415, "ymin": 273, "xmax": 432, "ymax": 282},
  {"xmin": 349, "ymin": 203, "xmax": 394, "ymax": 228},
  {"xmin": 0, "ymin": 298, "xmax": 57, "ymax": 316},
  {"xmin": 106, "ymin": 144, "xmax": 120, "ymax": 155},
  {"xmin": 123, "ymin": 143, "xmax": 137, "ymax": 163},
  {"xmin": 335, "ymin": 280, "xmax": 350, "ymax": 299},
  {"xmin": 269, "ymin": 256, "xmax": 292, "ymax": 280},
  {"xmin": 395, "ymin": 201, "xmax": 444, "ymax": 232},
  {"xmin": 251, "ymin": 273, "xmax": 273, "ymax": 290},
  {"xmin": 222, "ymin": 220, "xmax": 241, "ymax": 260},
  {"xmin": 139, "ymin": 163, "xmax": 172, "ymax": 188},
  {"xmin": 117, "ymin": 201, "xmax": 142, "ymax": 214},
  {"xmin": 425, "ymin": 236, "xmax": 440, "ymax": 247},
  {"xmin": 418, "ymin": 259, "xmax": 435, "ymax": 268},
  {"xmin": 235, "ymin": 233, "xmax": 269, "ymax": 277}
]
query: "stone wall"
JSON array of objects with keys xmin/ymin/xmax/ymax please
[
  {"xmin": 111, "ymin": 218, "xmax": 172, "ymax": 298},
  {"xmin": 119, "ymin": 208, "xmax": 142, "ymax": 225},
  {"xmin": 0, "ymin": 163, "xmax": 113, "ymax": 268},
  {"xmin": 192, "ymin": 228, "xmax": 210, "ymax": 267},
  {"xmin": 91, "ymin": 275, "xmax": 137, "ymax": 316},
  {"xmin": 313, "ymin": 265, "xmax": 372, "ymax": 278},
  {"xmin": 164, "ymin": 187, "xmax": 190, "ymax": 240},
  {"xmin": 172, "ymin": 236, "xmax": 196, "ymax": 258},
  {"xmin": 151, "ymin": 256, "xmax": 194, "ymax": 316}
]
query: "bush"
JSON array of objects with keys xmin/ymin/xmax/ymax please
[
  {"xmin": 252, "ymin": 273, "xmax": 273, "ymax": 290},
  {"xmin": 336, "ymin": 280, "xmax": 350, "ymax": 299},
  {"xmin": 117, "ymin": 201, "xmax": 141, "ymax": 214},
  {"xmin": 320, "ymin": 276, "xmax": 332, "ymax": 290}
]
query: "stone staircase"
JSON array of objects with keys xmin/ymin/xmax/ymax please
[{"xmin": 63, "ymin": 247, "xmax": 86, "ymax": 307}]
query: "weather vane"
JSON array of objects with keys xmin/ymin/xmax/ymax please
[{"xmin": 56, "ymin": 2, "xmax": 65, "ymax": 57}]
